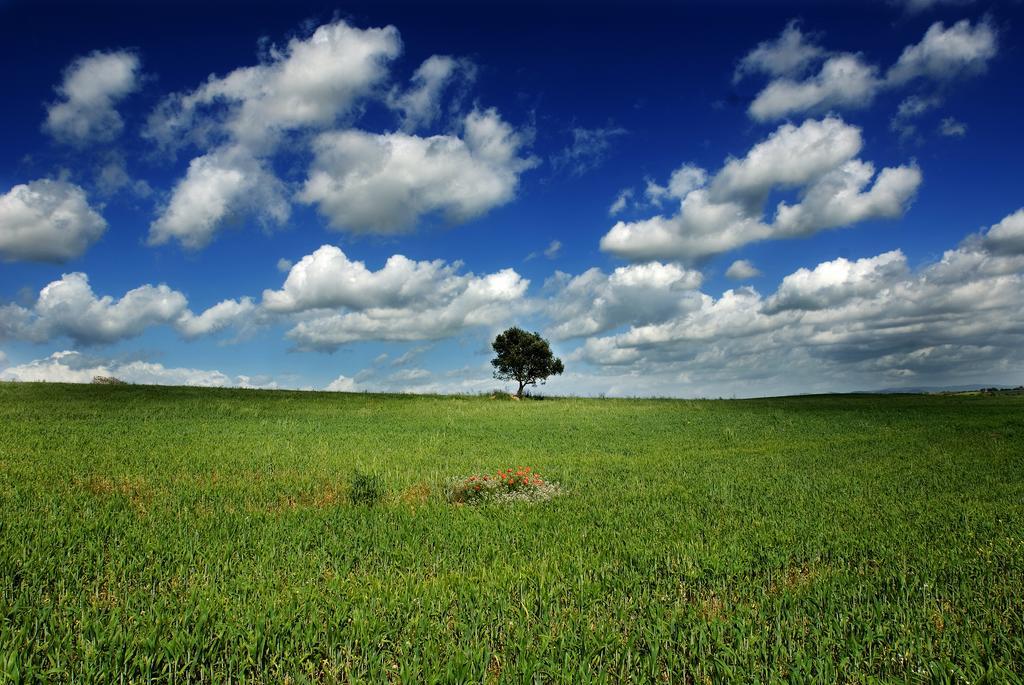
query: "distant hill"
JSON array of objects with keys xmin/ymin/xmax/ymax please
[{"xmin": 856, "ymin": 384, "xmax": 1024, "ymax": 395}]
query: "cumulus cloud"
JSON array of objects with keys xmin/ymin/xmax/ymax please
[
  {"xmin": 544, "ymin": 262, "xmax": 703, "ymax": 340},
  {"xmin": 734, "ymin": 20, "xmax": 825, "ymax": 82},
  {"xmin": 771, "ymin": 161, "xmax": 923, "ymax": 236},
  {"xmin": 0, "ymin": 272, "xmax": 253, "ymax": 345},
  {"xmin": 149, "ymin": 145, "xmax": 290, "ymax": 249},
  {"xmin": 646, "ymin": 164, "xmax": 708, "ymax": 206},
  {"xmin": 142, "ymin": 19, "xmax": 529, "ymax": 248},
  {"xmin": 324, "ymin": 374, "xmax": 360, "ymax": 392},
  {"xmin": 725, "ymin": 259, "xmax": 761, "ymax": 280},
  {"xmin": 575, "ymin": 208, "xmax": 1024, "ymax": 395},
  {"xmin": 175, "ymin": 297, "xmax": 257, "ymax": 338},
  {"xmin": 44, "ymin": 50, "xmax": 140, "ymax": 146},
  {"xmin": 709, "ymin": 119, "xmax": 861, "ymax": 206},
  {"xmin": 749, "ymin": 54, "xmax": 884, "ymax": 122},
  {"xmin": 0, "ymin": 350, "xmax": 264, "ymax": 388},
  {"xmin": 749, "ymin": 54, "xmax": 879, "ymax": 121},
  {"xmin": 143, "ymin": 20, "xmax": 401, "ymax": 247},
  {"xmin": 145, "ymin": 20, "xmax": 401, "ymax": 153},
  {"xmin": 764, "ymin": 250, "xmax": 909, "ymax": 312},
  {"xmin": 262, "ymin": 244, "xmax": 530, "ymax": 349},
  {"xmin": 298, "ymin": 108, "xmax": 536, "ymax": 233},
  {"xmin": 0, "ymin": 180, "xmax": 107, "ymax": 262},
  {"xmin": 263, "ymin": 245, "xmax": 463, "ymax": 312},
  {"xmin": 285, "ymin": 270, "xmax": 527, "ymax": 349},
  {"xmin": 886, "ymin": 19, "xmax": 997, "ymax": 85},
  {"xmin": 745, "ymin": 19, "xmax": 997, "ymax": 122},
  {"xmin": 981, "ymin": 208, "xmax": 1024, "ymax": 255},
  {"xmin": 600, "ymin": 117, "xmax": 920, "ymax": 262}
]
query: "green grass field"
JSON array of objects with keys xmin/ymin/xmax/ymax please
[{"xmin": 1, "ymin": 383, "xmax": 1022, "ymax": 683}]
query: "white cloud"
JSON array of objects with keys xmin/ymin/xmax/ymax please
[
  {"xmin": 143, "ymin": 20, "xmax": 402, "ymax": 248},
  {"xmin": 745, "ymin": 19, "xmax": 997, "ymax": 122},
  {"xmin": 286, "ymin": 269, "xmax": 528, "ymax": 349},
  {"xmin": 646, "ymin": 164, "xmax": 708, "ymax": 205},
  {"xmin": 298, "ymin": 108, "xmax": 536, "ymax": 233},
  {"xmin": 276, "ymin": 258, "xmax": 293, "ymax": 272},
  {"xmin": 388, "ymin": 55, "xmax": 474, "ymax": 131},
  {"xmin": 263, "ymin": 244, "xmax": 462, "ymax": 312},
  {"xmin": 600, "ymin": 117, "xmax": 920, "ymax": 262},
  {"xmin": 890, "ymin": 94, "xmax": 943, "ymax": 139},
  {"xmin": 145, "ymin": 20, "xmax": 401, "ymax": 153},
  {"xmin": 545, "ymin": 262, "xmax": 703, "ymax": 340},
  {"xmin": 1, "ymin": 273, "xmax": 184, "ymax": 345},
  {"xmin": 7, "ymin": 210, "xmax": 1024, "ymax": 397},
  {"xmin": 324, "ymin": 374, "xmax": 360, "ymax": 392},
  {"xmin": 725, "ymin": 259, "xmax": 761, "ymax": 280},
  {"xmin": 550, "ymin": 126, "xmax": 627, "ymax": 177},
  {"xmin": 94, "ymin": 156, "xmax": 153, "ymax": 198},
  {"xmin": 734, "ymin": 20, "xmax": 825, "ymax": 82},
  {"xmin": 543, "ymin": 240, "xmax": 562, "ymax": 259},
  {"xmin": 175, "ymin": 297, "xmax": 257, "ymax": 338},
  {"xmin": 142, "ymin": 18, "xmax": 531, "ymax": 249},
  {"xmin": 764, "ymin": 250, "xmax": 908, "ymax": 312},
  {"xmin": 148, "ymin": 145, "xmax": 290, "ymax": 249},
  {"xmin": 0, "ymin": 272, "xmax": 253, "ymax": 345},
  {"xmin": 982, "ymin": 208, "xmax": 1024, "ymax": 255},
  {"xmin": 262, "ymin": 244, "xmax": 530, "ymax": 349},
  {"xmin": 895, "ymin": 94, "xmax": 942, "ymax": 120},
  {"xmin": 772, "ymin": 161, "xmax": 922, "ymax": 236},
  {"xmin": 574, "ymin": 209, "xmax": 1024, "ymax": 395},
  {"xmin": 938, "ymin": 117, "xmax": 967, "ymax": 137},
  {"xmin": 710, "ymin": 118, "xmax": 861, "ymax": 205},
  {"xmin": 749, "ymin": 54, "xmax": 880, "ymax": 121},
  {"xmin": 44, "ymin": 50, "xmax": 140, "ymax": 146},
  {"xmin": 609, "ymin": 188, "xmax": 634, "ymax": 216},
  {"xmin": 0, "ymin": 350, "xmax": 246, "ymax": 388},
  {"xmin": 390, "ymin": 345, "xmax": 430, "ymax": 367},
  {"xmin": 0, "ymin": 180, "xmax": 107, "ymax": 262},
  {"xmin": 886, "ymin": 19, "xmax": 997, "ymax": 85},
  {"xmin": 337, "ymin": 362, "xmax": 499, "ymax": 395},
  {"xmin": 390, "ymin": 367, "xmax": 432, "ymax": 382}
]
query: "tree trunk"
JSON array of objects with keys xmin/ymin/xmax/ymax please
[{"xmin": 516, "ymin": 380, "xmax": 526, "ymax": 398}]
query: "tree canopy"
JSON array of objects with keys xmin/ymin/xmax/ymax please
[{"xmin": 491, "ymin": 327, "xmax": 564, "ymax": 398}]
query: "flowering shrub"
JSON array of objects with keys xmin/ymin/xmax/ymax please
[{"xmin": 447, "ymin": 467, "xmax": 561, "ymax": 504}]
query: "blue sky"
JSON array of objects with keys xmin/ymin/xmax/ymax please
[{"xmin": 1, "ymin": 0, "xmax": 1023, "ymax": 396}]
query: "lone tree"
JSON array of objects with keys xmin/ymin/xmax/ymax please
[{"xmin": 491, "ymin": 327, "xmax": 564, "ymax": 398}]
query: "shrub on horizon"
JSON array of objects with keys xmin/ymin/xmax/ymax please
[{"xmin": 92, "ymin": 376, "xmax": 127, "ymax": 385}]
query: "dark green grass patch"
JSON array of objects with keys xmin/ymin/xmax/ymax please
[{"xmin": 0, "ymin": 383, "xmax": 1022, "ymax": 682}]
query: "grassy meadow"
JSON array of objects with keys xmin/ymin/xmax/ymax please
[{"xmin": 1, "ymin": 382, "xmax": 1022, "ymax": 682}]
